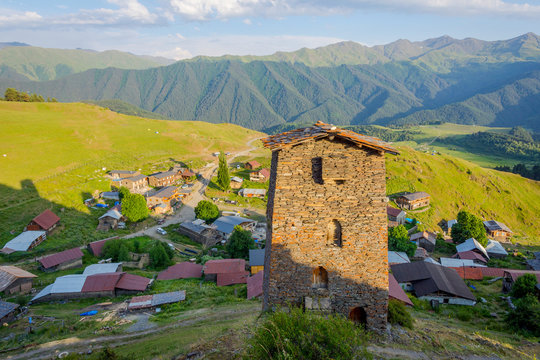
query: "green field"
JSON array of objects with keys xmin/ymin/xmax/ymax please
[{"xmin": 0, "ymin": 102, "xmax": 262, "ymax": 256}]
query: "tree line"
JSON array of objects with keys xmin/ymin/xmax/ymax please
[
  {"xmin": 494, "ymin": 163, "xmax": 540, "ymax": 181},
  {"xmin": 3, "ymin": 88, "xmax": 57, "ymax": 103}
]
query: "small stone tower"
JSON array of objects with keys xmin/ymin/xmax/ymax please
[{"xmin": 261, "ymin": 121, "xmax": 398, "ymax": 331}]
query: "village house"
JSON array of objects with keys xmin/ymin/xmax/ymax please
[
  {"xmin": 502, "ymin": 270, "xmax": 540, "ymax": 293},
  {"xmin": 177, "ymin": 220, "xmax": 222, "ymax": 246},
  {"xmin": 203, "ymin": 259, "xmax": 249, "ymax": 286},
  {"xmin": 180, "ymin": 169, "xmax": 196, "ymax": 180},
  {"xmin": 391, "ymin": 262, "xmax": 476, "ymax": 306},
  {"xmin": 454, "ymin": 251, "xmax": 488, "ymax": 265},
  {"xmin": 412, "ymin": 247, "xmax": 429, "ymax": 261},
  {"xmin": 146, "ymin": 186, "xmax": 180, "ymax": 213},
  {"xmin": 485, "ymin": 239, "xmax": 508, "ymax": 258},
  {"xmin": 387, "ymin": 206, "xmax": 406, "ymax": 225},
  {"xmin": 389, "ymin": 273, "xmax": 413, "ymax": 306},
  {"xmin": 239, "ymin": 188, "xmax": 266, "ymax": 198},
  {"xmin": 117, "ymin": 174, "xmax": 148, "ymax": 192},
  {"xmin": 247, "ymin": 271, "xmax": 264, "ymax": 299},
  {"xmin": 100, "ymin": 191, "xmax": 120, "ymax": 201},
  {"xmin": 39, "ymin": 247, "xmax": 84, "ymax": 272},
  {"xmin": 0, "ymin": 266, "xmax": 37, "ymax": 295},
  {"xmin": 447, "ymin": 219, "xmax": 457, "ymax": 235},
  {"xmin": 87, "ymin": 237, "xmax": 116, "ymax": 257},
  {"xmin": 249, "ymin": 249, "xmax": 265, "ymax": 274},
  {"xmin": 27, "ymin": 209, "xmax": 60, "ymax": 233},
  {"xmin": 212, "ymin": 216, "xmax": 256, "ymax": 240},
  {"xmin": 388, "ymin": 251, "xmax": 410, "ymax": 265},
  {"xmin": 483, "ymin": 220, "xmax": 513, "ymax": 242},
  {"xmin": 245, "ymin": 160, "xmax": 261, "ymax": 170},
  {"xmin": 230, "ymin": 176, "xmax": 244, "ymax": 189},
  {"xmin": 148, "ymin": 171, "xmax": 179, "ymax": 187},
  {"xmin": 157, "ymin": 262, "xmax": 203, "ymax": 280},
  {"xmin": 1, "ymin": 230, "xmax": 47, "ymax": 254},
  {"xmin": 109, "ymin": 170, "xmax": 140, "ymax": 180},
  {"xmin": 97, "ymin": 209, "xmax": 123, "ymax": 231},
  {"xmin": 395, "ymin": 192, "xmax": 430, "ymax": 210},
  {"xmin": 0, "ymin": 300, "xmax": 20, "ymax": 324},
  {"xmin": 440, "ymin": 257, "xmax": 487, "ymax": 268},
  {"xmin": 456, "ymin": 238, "xmax": 490, "ymax": 261},
  {"xmin": 261, "ymin": 121, "xmax": 398, "ymax": 331},
  {"xmin": 410, "ymin": 231, "xmax": 437, "ymax": 252},
  {"xmin": 250, "ymin": 168, "xmax": 270, "ymax": 182}
]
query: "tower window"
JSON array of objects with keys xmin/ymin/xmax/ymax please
[
  {"xmin": 311, "ymin": 157, "xmax": 323, "ymax": 184},
  {"xmin": 312, "ymin": 266, "xmax": 328, "ymax": 289},
  {"xmin": 327, "ymin": 219, "xmax": 342, "ymax": 247}
]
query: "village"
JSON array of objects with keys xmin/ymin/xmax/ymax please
[{"xmin": 0, "ymin": 122, "xmax": 539, "ymax": 359}]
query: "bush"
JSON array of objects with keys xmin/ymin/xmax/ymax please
[
  {"xmin": 511, "ymin": 273, "xmax": 538, "ymax": 298},
  {"xmin": 506, "ymin": 295, "xmax": 540, "ymax": 336},
  {"xmin": 456, "ymin": 308, "xmax": 472, "ymax": 322},
  {"xmin": 245, "ymin": 307, "xmax": 372, "ymax": 360},
  {"xmin": 388, "ymin": 299, "xmax": 414, "ymax": 329},
  {"xmin": 122, "ymin": 193, "xmax": 149, "ymax": 222},
  {"xmin": 149, "ymin": 241, "xmax": 173, "ymax": 269},
  {"xmin": 194, "ymin": 200, "xmax": 219, "ymax": 223},
  {"xmin": 388, "ymin": 225, "xmax": 416, "ymax": 258},
  {"xmin": 227, "ymin": 225, "xmax": 255, "ymax": 259}
]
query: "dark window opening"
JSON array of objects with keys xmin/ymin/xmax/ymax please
[
  {"xmin": 311, "ymin": 157, "xmax": 323, "ymax": 184},
  {"xmin": 327, "ymin": 219, "xmax": 342, "ymax": 247},
  {"xmin": 334, "ymin": 179, "xmax": 345, "ymax": 185},
  {"xmin": 312, "ymin": 266, "xmax": 328, "ymax": 289},
  {"xmin": 349, "ymin": 307, "xmax": 367, "ymax": 327}
]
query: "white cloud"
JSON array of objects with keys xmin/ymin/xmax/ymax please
[
  {"xmin": 242, "ymin": 18, "xmax": 252, "ymax": 25},
  {"xmin": 165, "ymin": 0, "xmax": 540, "ymax": 20},
  {"xmin": 175, "ymin": 33, "xmax": 185, "ymax": 40},
  {"xmin": 154, "ymin": 46, "xmax": 192, "ymax": 60},
  {"xmin": 0, "ymin": 10, "xmax": 42, "ymax": 26}
]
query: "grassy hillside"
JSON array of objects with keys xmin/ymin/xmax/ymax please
[
  {"xmin": 0, "ymin": 102, "xmax": 261, "ymax": 255},
  {"xmin": 386, "ymin": 146, "xmax": 540, "ymax": 242},
  {"xmin": 0, "ymin": 46, "xmax": 172, "ymax": 81}
]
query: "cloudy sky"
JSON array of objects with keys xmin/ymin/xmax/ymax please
[{"xmin": 1, "ymin": 0, "xmax": 540, "ymax": 60}]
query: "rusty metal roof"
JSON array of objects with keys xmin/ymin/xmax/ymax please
[
  {"xmin": 389, "ymin": 273, "xmax": 413, "ymax": 306},
  {"xmin": 204, "ymin": 259, "xmax": 246, "ymax": 274},
  {"xmin": 157, "ymin": 262, "xmax": 203, "ymax": 280},
  {"xmin": 247, "ymin": 271, "xmax": 264, "ymax": 299},
  {"xmin": 216, "ymin": 271, "xmax": 249, "ymax": 286},
  {"xmin": 39, "ymin": 247, "xmax": 84, "ymax": 269},
  {"xmin": 0, "ymin": 266, "xmax": 37, "ymax": 292},
  {"xmin": 115, "ymin": 273, "xmax": 151, "ymax": 291},
  {"xmin": 32, "ymin": 209, "xmax": 60, "ymax": 230},
  {"xmin": 81, "ymin": 273, "xmax": 122, "ymax": 292},
  {"xmin": 261, "ymin": 121, "xmax": 399, "ymax": 154}
]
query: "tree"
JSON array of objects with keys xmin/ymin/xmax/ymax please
[
  {"xmin": 227, "ymin": 225, "xmax": 255, "ymax": 259},
  {"xmin": 118, "ymin": 186, "xmax": 130, "ymax": 201},
  {"xmin": 117, "ymin": 243, "xmax": 131, "ymax": 262},
  {"xmin": 451, "ymin": 210, "xmax": 487, "ymax": 246},
  {"xmin": 217, "ymin": 151, "xmax": 230, "ymax": 191},
  {"xmin": 122, "ymin": 193, "xmax": 149, "ymax": 222},
  {"xmin": 194, "ymin": 200, "xmax": 219, "ymax": 223},
  {"xmin": 511, "ymin": 274, "xmax": 538, "ymax": 298},
  {"xmin": 149, "ymin": 241, "xmax": 172, "ymax": 269},
  {"xmin": 388, "ymin": 225, "xmax": 416, "ymax": 258},
  {"xmin": 4, "ymin": 88, "xmax": 19, "ymax": 101},
  {"xmin": 506, "ymin": 295, "xmax": 540, "ymax": 336}
]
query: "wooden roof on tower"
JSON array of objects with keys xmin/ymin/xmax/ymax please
[{"xmin": 261, "ymin": 121, "xmax": 399, "ymax": 154}]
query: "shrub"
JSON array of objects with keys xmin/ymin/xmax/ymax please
[
  {"xmin": 227, "ymin": 225, "xmax": 255, "ymax": 259},
  {"xmin": 456, "ymin": 308, "xmax": 472, "ymax": 322},
  {"xmin": 122, "ymin": 193, "xmax": 149, "ymax": 222},
  {"xmin": 149, "ymin": 241, "xmax": 173, "ymax": 269},
  {"xmin": 388, "ymin": 299, "xmax": 414, "ymax": 329},
  {"xmin": 245, "ymin": 307, "xmax": 372, "ymax": 359},
  {"xmin": 194, "ymin": 200, "xmax": 219, "ymax": 223},
  {"xmin": 506, "ymin": 295, "xmax": 540, "ymax": 336},
  {"xmin": 511, "ymin": 273, "xmax": 538, "ymax": 298},
  {"xmin": 388, "ymin": 225, "xmax": 416, "ymax": 258}
]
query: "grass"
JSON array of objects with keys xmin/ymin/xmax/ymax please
[{"xmin": 0, "ymin": 102, "xmax": 262, "ymax": 260}]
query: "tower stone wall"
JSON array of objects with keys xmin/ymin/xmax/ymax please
[{"xmin": 262, "ymin": 137, "xmax": 389, "ymax": 330}]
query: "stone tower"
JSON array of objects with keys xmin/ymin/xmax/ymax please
[{"xmin": 261, "ymin": 121, "xmax": 398, "ymax": 331}]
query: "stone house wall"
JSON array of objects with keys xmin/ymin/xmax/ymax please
[{"xmin": 263, "ymin": 137, "xmax": 389, "ymax": 331}]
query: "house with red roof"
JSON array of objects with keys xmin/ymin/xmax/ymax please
[
  {"xmin": 157, "ymin": 262, "xmax": 203, "ymax": 280},
  {"xmin": 250, "ymin": 168, "xmax": 270, "ymax": 182},
  {"xmin": 87, "ymin": 237, "xmax": 117, "ymax": 257},
  {"xmin": 27, "ymin": 209, "xmax": 60, "ymax": 233},
  {"xmin": 388, "ymin": 273, "xmax": 413, "ymax": 306},
  {"xmin": 245, "ymin": 160, "xmax": 261, "ymax": 170},
  {"xmin": 247, "ymin": 271, "xmax": 264, "ymax": 299},
  {"xmin": 204, "ymin": 259, "xmax": 248, "ymax": 285},
  {"xmin": 39, "ymin": 247, "xmax": 84, "ymax": 272}
]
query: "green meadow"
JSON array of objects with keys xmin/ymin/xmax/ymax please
[{"xmin": 0, "ymin": 102, "xmax": 261, "ymax": 256}]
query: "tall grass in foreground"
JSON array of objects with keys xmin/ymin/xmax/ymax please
[{"xmin": 245, "ymin": 307, "xmax": 372, "ymax": 360}]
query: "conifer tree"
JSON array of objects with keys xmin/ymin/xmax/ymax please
[{"xmin": 217, "ymin": 151, "xmax": 230, "ymax": 191}]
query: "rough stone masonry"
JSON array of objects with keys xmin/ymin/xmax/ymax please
[{"xmin": 261, "ymin": 122, "xmax": 398, "ymax": 331}]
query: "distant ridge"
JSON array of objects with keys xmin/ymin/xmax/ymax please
[
  {"xmin": 1, "ymin": 33, "xmax": 540, "ymax": 131},
  {"xmin": 0, "ymin": 42, "xmax": 30, "ymax": 49}
]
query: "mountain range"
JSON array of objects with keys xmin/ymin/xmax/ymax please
[{"xmin": 1, "ymin": 33, "xmax": 540, "ymax": 131}]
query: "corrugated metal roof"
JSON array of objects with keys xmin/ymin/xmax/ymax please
[
  {"xmin": 213, "ymin": 216, "xmax": 255, "ymax": 235},
  {"xmin": 231, "ymin": 176, "xmax": 243, "ymax": 183},
  {"xmin": 447, "ymin": 220, "xmax": 457, "ymax": 229},
  {"xmin": 456, "ymin": 238, "xmax": 489, "ymax": 260},
  {"xmin": 128, "ymin": 295, "xmax": 153, "ymax": 310},
  {"xmin": 388, "ymin": 251, "xmax": 410, "ymax": 264},
  {"xmin": 32, "ymin": 209, "xmax": 60, "ymax": 230},
  {"xmin": 152, "ymin": 291, "xmax": 186, "ymax": 306},
  {"xmin": 39, "ymin": 247, "xmax": 84, "ymax": 269},
  {"xmin": 149, "ymin": 186, "xmax": 178, "ymax": 199},
  {"xmin": 2, "ymin": 231, "xmax": 46, "ymax": 252},
  {"xmin": 179, "ymin": 221, "xmax": 207, "ymax": 235},
  {"xmin": 157, "ymin": 262, "xmax": 203, "ymax": 280},
  {"xmin": 88, "ymin": 238, "xmax": 113, "ymax": 257},
  {"xmin": 483, "ymin": 220, "xmax": 512, "ymax": 233},
  {"xmin": 389, "ymin": 273, "xmax": 413, "ymax": 306},
  {"xmin": 82, "ymin": 273, "xmax": 122, "ymax": 292},
  {"xmin": 505, "ymin": 270, "xmax": 540, "ymax": 282},
  {"xmin": 83, "ymin": 263, "xmax": 121, "ymax": 275},
  {"xmin": 150, "ymin": 171, "xmax": 177, "ymax": 179},
  {"xmin": 440, "ymin": 258, "xmax": 486, "ymax": 268},
  {"xmin": 99, "ymin": 209, "xmax": 122, "ymax": 220},
  {"xmin": 204, "ymin": 259, "xmax": 246, "ymax": 274},
  {"xmin": 410, "ymin": 231, "xmax": 436, "ymax": 244},
  {"xmin": 391, "ymin": 262, "xmax": 475, "ymax": 300},
  {"xmin": 485, "ymin": 240, "xmax": 508, "ymax": 257},
  {"xmin": 480, "ymin": 267, "xmax": 508, "ymax": 278},
  {"xmin": 249, "ymin": 249, "xmax": 265, "ymax": 267},
  {"xmin": 527, "ymin": 259, "xmax": 540, "ymax": 271},
  {"xmin": 123, "ymin": 174, "xmax": 147, "ymax": 182},
  {"xmin": 0, "ymin": 300, "xmax": 19, "ymax": 319},
  {"xmin": 217, "ymin": 271, "xmax": 249, "ymax": 286},
  {"xmin": 450, "ymin": 267, "xmax": 484, "ymax": 280},
  {"xmin": 387, "ymin": 206, "xmax": 404, "ymax": 217},
  {"xmin": 239, "ymin": 188, "xmax": 266, "ymax": 196},
  {"xmin": 0, "ymin": 266, "xmax": 37, "ymax": 292},
  {"xmin": 247, "ymin": 271, "xmax": 263, "ymax": 299},
  {"xmin": 456, "ymin": 251, "xmax": 488, "ymax": 263},
  {"xmin": 261, "ymin": 121, "xmax": 399, "ymax": 154},
  {"xmin": 399, "ymin": 192, "xmax": 430, "ymax": 201},
  {"xmin": 115, "ymin": 273, "xmax": 151, "ymax": 291}
]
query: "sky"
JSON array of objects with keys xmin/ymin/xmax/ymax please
[{"xmin": 1, "ymin": 0, "xmax": 540, "ymax": 60}]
